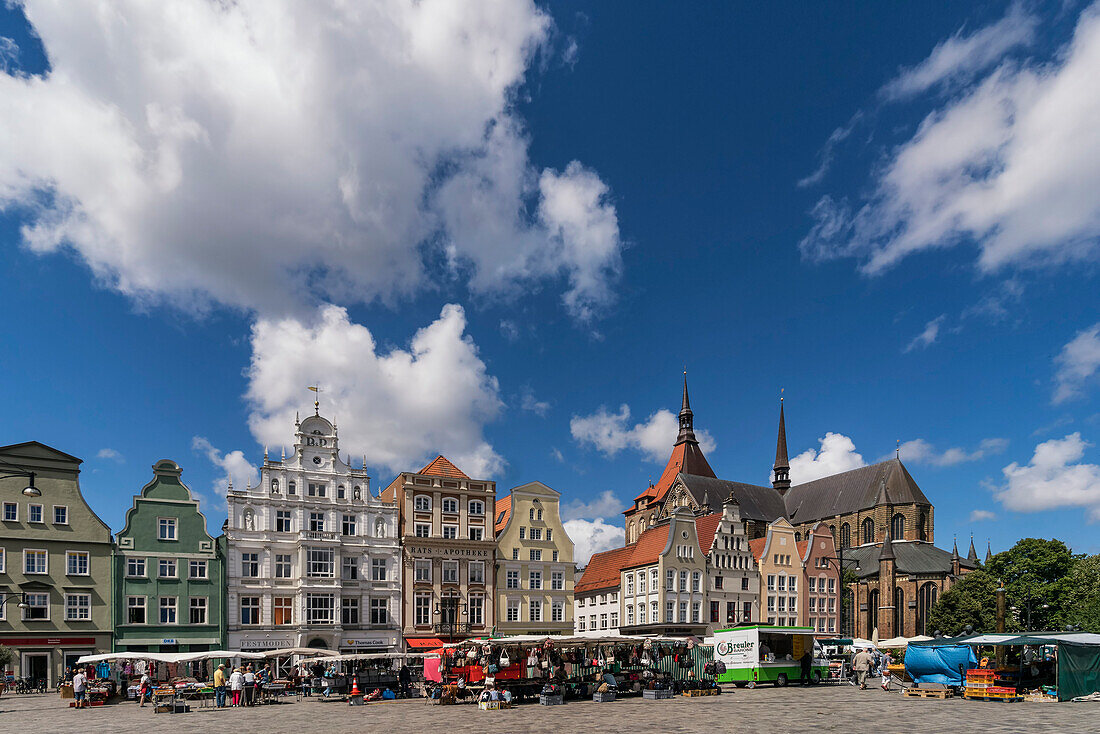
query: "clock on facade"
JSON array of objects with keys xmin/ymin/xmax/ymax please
[{"xmin": 313, "ymin": 456, "xmax": 322, "ymax": 465}]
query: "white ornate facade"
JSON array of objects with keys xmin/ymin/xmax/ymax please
[{"xmin": 225, "ymin": 412, "xmax": 401, "ymax": 654}]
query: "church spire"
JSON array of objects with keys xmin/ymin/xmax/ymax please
[
  {"xmin": 675, "ymin": 370, "xmax": 698, "ymax": 446},
  {"xmin": 985, "ymin": 540, "xmax": 993, "ymax": 564},
  {"xmin": 772, "ymin": 392, "xmax": 791, "ymax": 492},
  {"xmin": 967, "ymin": 533, "xmax": 979, "ymax": 562}
]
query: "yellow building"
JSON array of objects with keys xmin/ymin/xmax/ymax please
[
  {"xmin": 750, "ymin": 517, "xmax": 802, "ymax": 627},
  {"xmin": 494, "ymin": 482, "xmax": 574, "ymax": 635}
]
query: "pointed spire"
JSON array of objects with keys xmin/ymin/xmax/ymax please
[
  {"xmin": 985, "ymin": 540, "xmax": 993, "ymax": 564},
  {"xmin": 879, "ymin": 527, "xmax": 896, "ymax": 561},
  {"xmin": 951, "ymin": 535, "xmax": 959, "ymax": 561},
  {"xmin": 674, "ymin": 370, "xmax": 698, "ymax": 446},
  {"xmin": 772, "ymin": 391, "xmax": 791, "ymax": 492},
  {"xmin": 967, "ymin": 533, "xmax": 979, "ymax": 562},
  {"xmin": 281, "ymin": 445, "xmax": 286, "ymax": 461}
]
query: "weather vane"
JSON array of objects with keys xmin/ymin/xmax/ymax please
[{"xmin": 308, "ymin": 384, "xmax": 323, "ymax": 414}]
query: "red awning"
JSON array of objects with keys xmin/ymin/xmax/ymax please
[{"xmin": 405, "ymin": 637, "xmax": 447, "ymax": 649}]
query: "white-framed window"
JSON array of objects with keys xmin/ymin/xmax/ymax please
[
  {"xmin": 341, "ymin": 598, "xmax": 360, "ymax": 625},
  {"xmin": 306, "ymin": 593, "xmax": 335, "ymax": 624},
  {"xmin": 678, "ymin": 601, "xmax": 688, "ymax": 623},
  {"xmin": 2, "ymin": 502, "xmax": 16, "ymax": 521},
  {"xmin": 626, "ymin": 574, "xmax": 634, "ymax": 595},
  {"xmin": 414, "ymin": 495, "xmax": 431, "ymax": 512},
  {"xmin": 778, "ymin": 597, "xmax": 786, "ymax": 612},
  {"xmin": 469, "ymin": 561, "xmax": 484, "ymax": 584},
  {"xmin": 529, "ymin": 570, "xmax": 542, "ymax": 590},
  {"xmin": 469, "ymin": 526, "xmax": 484, "ymax": 541},
  {"xmin": 530, "ymin": 549, "xmax": 542, "ymax": 561},
  {"xmin": 469, "ymin": 500, "xmax": 484, "ymax": 516},
  {"xmin": 506, "ymin": 570, "xmax": 519, "ymax": 589},
  {"xmin": 809, "ymin": 578, "xmax": 816, "ymax": 593},
  {"xmin": 414, "ymin": 559, "xmax": 432, "ymax": 583},
  {"xmin": 53, "ymin": 506, "xmax": 68, "ymax": 525},
  {"xmin": 157, "ymin": 558, "xmax": 177, "ymax": 578},
  {"xmin": 27, "ymin": 503, "xmax": 43, "ymax": 523},
  {"xmin": 160, "ymin": 596, "xmax": 178, "ymax": 624},
  {"xmin": 342, "ymin": 556, "xmax": 359, "ymax": 580},
  {"xmin": 551, "ymin": 571, "xmax": 564, "ymax": 590},
  {"xmin": 307, "ymin": 548, "xmax": 335, "ymax": 577},
  {"xmin": 190, "ymin": 596, "xmax": 208, "ymax": 624},
  {"xmin": 189, "ymin": 559, "xmax": 208, "ymax": 579},
  {"xmin": 828, "ymin": 578, "xmax": 836, "ymax": 594},
  {"xmin": 529, "ymin": 599, "xmax": 542, "ymax": 622},
  {"xmin": 639, "ymin": 603, "xmax": 647, "ymax": 624},
  {"xmin": 309, "ymin": 512, "xmax": 325, "ymax": 532},
  {"xmin": 275, "ymin": 554, "xmax": 292, "ymax": 578},
  {"xmin": 442, "ymin": 497, "xmax": 458, "ymax": 514},
  {"xmin": 512, "ymin": 548, "xmax": 519, "ymax": 560},
  {"xmin": 158, "ymin": 517, "xmax": 177, "ymax": 540},
  {"xmin": 506, "ymin": 599, "xmax": 520, "ymax": 622},
  {"xmin": 530, "ymin": 527, "xmax": 542, "ymax": 541},
  {"xmin": 415, "ymin": 593, "xmax": 432, "ymax": 626},
  {"xmin": 24, "ymin": 549, "xmax": 47, "ymax": 575},
  {"xmin": 307, "ymin": 483, "xmax": 326, "ymax": 498},
  {"xmin": 551, "ymin": 601, "xmax": 564, "ymax": 623},
  {"xmin": 370, "ymin": 598, "xmax": 388, "ymax": 625},
  {"xmin": 666, "ymin": 569, "xmax": 675, "ymax": 590},
  {"xmin": 666, "ymin": 601, "xmax": 675, "ymax": 623},
  {"xmin": 468, "ymin": 595, "xmax": 484, "ymax": 626},
  {"xmin": 639, "ymin": 570, "xmax": 647, "ymax": 593},
  {"xmin": 442, "ymin": 560, "xmax": 458, "ymax": 584},
  {"xmin": 809, "ymin": 598, "xmax": 816, "ymax": 612},
  {"xmin": 0, "ymin": 548, "xmax": 5, "ymax": 573},
  {"xmin": 679, "ymin": 570, "xmax": 688, "ymax": 592},
  {"xmin": 692, "ymin": 601, "xmax": 701, "ymax": 623},
  {"xmin": 692, "ymin": 570, "xmax": 701, "ymax": 592},
  {"xmin": 767, "ymin": 574, "xmax": 776, "ymax": 591},
  {"xmin": 415, "ymin": 523, "xmax": 431, "ymax": 538},
  {"xmin": 610, "ymin": 611, "xmax": 619, "ymax": 628},
  {"xmin": 767, "ymin": 596, "xmax": 776, "ymax": 611},
  {"xmin": 287, "ymin": 481, "xmax": 296, "ymax": 495},
  {"xmin": 337, "ymin": 485, "xmax": 346, "ymax": 500},
  {"xmin": 547, "ymin": 528, "xmax": 553, "ymax": 542},
  {"xmin": 372, "ymin": 557, "xmax": 387, "ymax": 581},
  {"xmin": 788, "ymin": 576, "xmax": 797, "ymax": 592},
  {"xmin": 578, "ymin": 617, "xmax": 586, "ymax": 631},
  {"xmin": 65, "ymin": 593, "xmax": 91, "ymax": 621},
  {"xmin": 23, "ymin": 592, "xmax": 49, "ymax": 620},
  {"xmin": 275, "ymin": 510, "xmax": 292, "ymax": 532},
  {"xmin": 274, "ymin": 597, "xmax": 293, "ymax": 625},
  {"xmin": 342, "ymin": 515, "xmax": 357, "ymax": 536},
  {"xmin": 442, "ymin": 524, "xmax": 458, "ymax": 539},
  {"xmin": 240, "ymin": 596, "xmax": 261, "ymax": 625},
  {"xmin": 626, "ymin": 605, "xmax": 634, "ymax": 626},
  {"xmin": 66, "ymin": 551, "xmax": 89, "ymax": 576},
  {"xmin": 652, "ymin": 600, "xmax": 659, "ymax": 621},
  {"xmin": 127, "ymin": 596, "xmax": 146, "ymax": 624},
  {"xmin": 778, "ymin": 575, "xmax": 786, "ymax": 591}
]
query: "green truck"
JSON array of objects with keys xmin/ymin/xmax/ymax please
[{"xmin": 713, "ymin": 625, "xmax": 828, "ymax": 687}]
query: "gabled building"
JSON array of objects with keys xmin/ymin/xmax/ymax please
[
  {"xmin": 0, "ymin": 442, "xmax": 113, "ymax": 687},
  {"xmin": 114, "ymin": 460, "xmax": 225, "ymax": 654},
  {"xmin": 573, "ymin": 546, "xmax": 629, "ymax": 636},
  {"xmin": 696, "ymin": 496, "xmax": 760, "ymax": 634},
  {"xmin": 751, "ymin": 518, "xmax": 801, "ymax": 627},
  {"xmin": 799, "ymin": 522, "xmax": 840, "ymax": 634},
  {"xmin": 494, "ymin": 482, "xmax": 574, "ymax": 636}
]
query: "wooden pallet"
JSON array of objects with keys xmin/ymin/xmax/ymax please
[
  {"xmin": 682, "ymin": 688, "xmax": 719, "ymax": 697},
  {"xmin": 964, "ymin": 695, "xmax": 1023, "ymax": 702},
  {"xmin": 903, "ymin": 687, "xmax": 952, "ymax": 699}
]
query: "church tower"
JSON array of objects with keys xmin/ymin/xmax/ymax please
[{"xmin": 772, "ymin": 397, "xmax": 791, "ymax": 493}]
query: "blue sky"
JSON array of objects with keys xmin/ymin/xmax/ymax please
[{"xmin": 2, "ymin": 1, "xmax": 1100, "ymax": 563}]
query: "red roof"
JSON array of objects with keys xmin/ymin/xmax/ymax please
[
  {"xmin": 694, "ymin": 512, "xmax": 722, "ymax": 555},
  {"xmin": 575, "ymin": 545, "xmax": 635, "ymax": 594},
  {"xmin": 623, "ymin": 523, "xmax": 671, "ymax": 570},
  {"xmin": 631, "ymin": 440, "xmax": 716, "ymax": 507},
  {"xmin": 494, "ymin": 495, "xmax": 512, "ymax": 535},
  {"xmin": 419, "ymin": 455, "xmax": 469, "ymax": 479},
  {"xmin": 749, "ymin": 537, "xmax": 766, "ymax": 561}
]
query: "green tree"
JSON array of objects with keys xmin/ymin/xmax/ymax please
[
  {"xmin": 1068, "ymin": 553, "xmax": 1100, "ymax": 632},
  {"xmin": 927, "ymin": 569, "xmax": 999, "ymax": 636},
  {"xmin": 986, "ymin": 538, "xmax": 1078, "ymax": 631},
  {"xmin": 0, "ymin": 645, "xmax": 13, "ymax": 669}
]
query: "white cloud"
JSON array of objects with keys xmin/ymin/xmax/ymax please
[
  {"xmin": 904, "ymin": 315, "xmax": 947, "ymax": 352},
  {"xmin": 996, "ymin": 432, "xmax": 1100, "ymax": 521},
  {"xmin": 881, "ymin": 3, "xmax": 1037, "ymax": 100},
  {"xmin": 564, "ymin": 517, "xmax": 622, "ymax": 565},
  {"xmin": 896, "ymin": 437, "xmax": 1009, "ymax": 466},
  {"xmin": 96, "ymin": 448, "xmax": 123, "ymax": 463},
  {"xmin": 562, "ymin": 490, "xmax": 623, "ymax": 521},
  {"xmin": 519, "ymin": 386, "xmax": 550, "ymax": 417},
  {"xmin": 802, "ymin": 3, "xmax": 1100, "ymax": 276},
  {"xmin": 499, "ymin": 320, "xmax": 520, "ymax": 342},
  {"xmin": 245, "ymin": 303, "xmax": 503, "ymax": 478},
  {"xmin": 550, "ymin": 447, "xmax": 565, "ymax": 463},
  {"xmin": 798, "ymin": 112, "xmax": 862, "ymax": 188},
  {"xmin": 1053, "ymin": 322, "xmax": 1100, "ymax": 404},
  {"xmin": 191, "ymin": 436, "xmax": 258, "ymax": 495},
  {"xmin": 970, "ymin": 509, "xmax": 998, "ymax": 522},
  {"xmin": 570, "ymin": 404, "xmax": 716, "ymax": 462},
  {"xmin": 787, "ymin": 433, "xmax": 866, "ymax": 484},
  {"xmin": 0, "ymin": 1, "xmax": 621, "ymax": 322}
]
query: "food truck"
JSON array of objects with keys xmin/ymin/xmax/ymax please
[{"xmin": 712, "ymin": 625, "xmax": 828, "ymax": 687}]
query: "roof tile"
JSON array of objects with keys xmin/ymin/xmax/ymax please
[
  {"xmin": 418, "ymin": 455, "xmax": 470, "ymax": 479},
  {"xmin": 494, "ymin": 495, "xmax": 512, "ymax": 535},
  {"xmin": 575, "ymin": 545, "xmax": 635, "ymax": 594}
]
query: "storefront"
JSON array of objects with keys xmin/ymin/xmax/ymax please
[
  {"xmin": 339, "ymin": 635, "xmax": 400, "ymax": 654},
  {"xmin": 0, "ymin": 634, "xmax": 110, "ymax": 686}
]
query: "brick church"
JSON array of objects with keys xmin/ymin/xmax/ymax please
[{"xmin": 622, "ymin": 376, "xmax": 978, "ymax": 639}]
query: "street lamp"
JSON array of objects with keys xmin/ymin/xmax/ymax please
[
  {"xmin": 0, "ymin": 460, "xmax": 41, "ymax": 497},
  {"xmin": 434, "ymin": 595, "xmax": 467, "ymax": 640},
  {"xmin": 822, "ymin": 543, "xmax": 861, "ymax": 638},
  {"xmin": 1, "ymin": 592, "xmax": 29, "ymax": 611},
  {"xmin": 1009, "ymin": 600, "xmax": 1049, "ymax": 632}
]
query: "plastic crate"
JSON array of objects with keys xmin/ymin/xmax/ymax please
[
  {"xmin": 593, "ymin": 692, "xmax": 616, "ymax": 702},
  {"xmin": 539, "ymin": 694, "xmax": 564, "ymax": 706},
  {"xmin": 643, "ymin": 689, "xmax": 673, "ymax": 700}
]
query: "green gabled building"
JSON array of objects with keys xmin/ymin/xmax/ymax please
[{"xmin": 114, "ymin": 459, "xmax": 225, "ymax": 653}]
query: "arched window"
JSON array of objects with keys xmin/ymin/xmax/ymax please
[
  {"xmin": 891, "ymin": 513, "xmax": 905, "ymax": 540},
  {"xmin": 829, "ymin": 525, "xmax": 836, "ymax": 542},
  {"xmin": 414, "ymin": 495, "xmax": 431, "ymax": 512},
  {"xmin": 442, "ymin": 497, "xmax": 458, "ymax": 514},
  {"xmin": 916, "ymin": 582, "xmax": 938, "ymax": 636},
  {"xmin": 918, "ymin": 511, "xmax": 928, "ymax": 541},
  {"xmin": 867, "ymin": 588, "xmax": 879, "ymax": 636},
  {"xmin": 861, "ymin": 518, "xmax": 875, "ymax": 545},
  {"xmin": 337, "ymin": 485, "xmax": 346, "ymax": 499},
  {"xmin": 794, "ymin": 531, "xmax": 802, "ymax": 543},
  {"xmin": 469, "ymin": 500, "xmax": 484, "ymax": 516},
  {"xmin": 840, "ymin": 523, "xmax": 851, "ymax": 549},
  {"xmin": 288, "ymin": 481, "xmax": 296, "ymax": 495},
  {"xmin": 893, "ymin": 586, "xmax": 904, "ymax": 637}
]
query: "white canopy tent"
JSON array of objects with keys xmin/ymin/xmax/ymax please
[
  {"xmin": 310, "ymin": 652, "xmax": 431, "ymax": 664},
  {"xmin": 77, "ymin": 650, "xmax": 266, "ymax": 665}
]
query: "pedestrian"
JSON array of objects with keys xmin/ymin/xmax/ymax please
[
  {"xmin": 243, "ymin": 664, "xmax": 256, "ymax": 706},
  {"xmin": 852, "ymin": 648, "xmax": 873, "ymax": 690},
  {"xmin": 800, "ymin": 649, "xmax": 813, "ymax": 686},
  {"xmin": 229, "ymin": 667, "xmax": 244, "ymax": 706},
  {"xmin": 322, "ymin": 664, "xmax": 337, "ymax": 698},
  {"xmin": 71, "ymin": 668, "xmax": 87, "ymax": 709},
  {"xmin": 213, "ymin": 663, "xmax": 227, "ymax": 708},
  {"xmin": 398, "ymin": 665, "xmax": 412, "ymax": 699},
  {"xmin": 138, "ymin": 670, "xmax": 151, "ymax": 707}
]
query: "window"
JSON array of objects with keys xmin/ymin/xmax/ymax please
[
  {"xmin": 306, "ymin": 593, "xmax": 335, "ymax": 624},
  {"xmin": 638, "ymin": 571, "xmax": 647, "ymax": 593},
  {"xmin": 469, "ymin": 561, "xmax": 484, "ymax": 584},
  {"xmin": 370, "ymin": 598, "xmax": 388, "ymax": 625},
  {"xmin": 24, "ymin": 549, "xmax": 47, "ymax": 574},
  {"xmin": 519, "ymin": 527, "xmax": 526, "ymax": 540},
  {"xmin": 589, "ymin": 614, "xmax": 596, "ymax": 630},
  {"xmin": 530, "ymin": 549, "xmax": 542, "ymax": 562},
  {"xmin": 507, "ymin": 600, "xmax": 520, "ymax": 622},
  {"xmin": 809, "ymin": 578, "xmax": 816, "ymax": 593},
  {"xmin": 710, "ymin": 601, "xmax": 721, "ymax": 623},
  {"xmin": 189, "ymin": 559, "xmax": 208, "ymax": 579},
  {"xmin": 415, "ymin": 560, "xmax": 432, "ymax": 582},
  {"xmin": 274, "ymin": 597, "xmax": 293, "ymax": 625},
  {"xmin": 551, "ymin": 571, "xmax": 564, "ymax": 590},
  {"xmin": 127, "ymin": 596, "xmax": 146, "ymax": 624},
  {"xmin": 679, "ymin": 601, "xmax": 687, "ymax": 623},
  {"xmin": 679, "ymin": 570, "xmax": 688, "ymax": 592},
  {"xmin": 342, "ymin": 556, "xmax": 359, "ymax": 580},
  {"xmin": 442, "ymin": 525, "xmax": 458, "ymax": 539},
  {"xmin": 547, "ymin": 528, "xmax": 553, "ymax": 542},
  {"xmin": 337, "ymin": 485, "xmax": 346, "ymax": 499},
  {"xmin": 53, "ymin": 506, "xmax": 68, "ymax": 525},
  {"xmin": 552, "ymin": 601, "xmax": 564, "ymax": 623},
  {"xmin": 767, "ymin": 596, "xmax": 776, "ymax": 611},
  {"xmin": 2, "ymin": 502, "xmax": 15, "ymax": 521},
  {"xmin": 28, "ymin": 504, "xmax": 43, "ymax": 523},
  {"xmin": 371, "ymin": 558, "xmax": 387, "ymax": 581},
  {"xmin": 342, "ymin": 597, "xmax": 360, "ymax": 625},
  {"xmin": 638, "ymin": 603, "xmax": 647, "ymax": 624},
  {"xmin": 442, "ymin": 560, "xmax": 458, "ymax": 583},
  {"xmin": 342, "ymin": 515, "xmax": 357, "ymax": 536},
  {"xmin": 415, "ymin": 523, "xmax": 431, "ymax": 538},
  {"xmin": 692, "ymin": 570, "xmax": 701, "ymax": 592},
  {"xmin": 742, "ymin": 577, "xmax": 750, "ymax": 591},
  {"xmin": 308, "ymin": 483, "xmax": 326, "ymax": 498},
  {"xmin": 666, "ymin": 569, "xmax": 675, "ymax": 590},
  {"xmin": 512, "ymin": 548, "xmax": 520, "ymax": 560},
  {"xmin": 809, "ymin": 598, "xmax": 816, "ymax": 612},
  {"xmin": 190, "ymin": 597, "xmax": 208, "ymax": 624},
  {"xmin": 530, "ymin": 528, "xmax": 542, "ymax": 541},
  {"xmin": 240, "ymin": 596, "xmax": 260, "ymax": 625},
  {"xmin": 767, "ymin": 574, "xmax": 775, "ymax": 591},
  {"xmin": 158, "ymin": 517, "xmax": 177, "ymax": 540},
  {"xmin": 840, "ymin": 523, "xmax": 851, "ymax": 549},
  {"xmin": 778, "ymin": 597, "xmax": 786, "ymax": 612},
  {"xmin": 861, "ymin": 518, "xmax": 875, "ymax": 545},
  {"xmin": 469, "ymin": 526, "xmax": 483, "ymax": 541},
  {"xmin": 626, "ymin": 605, "xmax": 634, "ymax": 626},
  {"xmin": 610, "ymin": 611, "xmax": 619, "ymax": 628},
  {"xmin": 506, "ymin": 570, "xmax": 519, "ymax": 589},
  {"xmin": 828, "ymin": 597, "xmax": 836, "ymax": 613},
  {"xmin": 529, "ymin": 570, "xmax": 542, "ymax": 589},
  {"xmin": 415, "ymin": 593, "xmax": 432, "ymax": 626},
  {"xmin": 891, "ymin": 513, "xmax": 905, "ymax": 540},
  {"xmin": 309, "ymin": 513, "xmax": 325, "ymax": 532},
  {"xmin": 24, "ymin": 592, "xmax": 49, "ymax": 620},
  {"xmin": 275, "ymin": 554, "xmax": 291, "ymax": 578},
  {"xmin": 414, "ymin": 495, "xmax": 431, "ymax": 512},
  {"xmin": 715, "ymin": 575, "xmax": 723, "ymax": 590},
  {"xmin": 553, "ymin": 550, "xmax": 559, "ymax": 562},
  {"xmin": 529, "ymin": 600, "xmax": 542, "ymax": 622},
  {"xmin": 828, "ymin": 578, "xmax": 836, "ymax": 594},
  {"xmin": 65, "ymin": 593, "xmax": 91, "ymax": 621},
  {"xmin": 0, "ymin": 548, "xmax": 4, "ymax": 573},
  {"xmin": 308, "ymin": 548, "xmax": 335, "ymax": 577},
  {"xmin": 692, "ymin": 601, "xmax": 701, "ymax": 623},
  {"xmin": 469, "ymin": 500, "xmax": 484, "ymax": 516},
  {"xmin": 159, "ymin": 558, "xmax": 178, "ymax": 578},
  {"xmin": 66, "ymin": 551, "xmax": 89, "ymax": 576},
  {"xmin": 240, "ymin": 553, "xmax": 258, "ymax": 578},
  {"xmin": 788, "ymin": 576, "xmax": 797, "ymax": 593},
  {"xmin": 275, "ymin": 510, "xmax": 292, "ymax": 532},
  {"xmin": 288, "ymin": 481, "xmax": 296, "ymax": 495},
  {"xmin": 778, "ymin": 575, "xmax": 786, "ymax": 591},
  {"xmin": 626, "ymin": 574, "xmax": 634, "ymax": 595},
  {"xmin": 442, "ymin": 498, "xmax": 458, "ymax": 514},
  {"xmin": 160, "ymin": 596, "xmax": 178, "ymax": 624}
]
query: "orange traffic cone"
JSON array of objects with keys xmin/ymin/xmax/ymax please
[{"xmin": 350, "ymin": 678, "xmax": 361, "ymax": 697}]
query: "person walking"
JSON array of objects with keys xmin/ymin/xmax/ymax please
[
  {"xmin": 852, "ymin": 648, "xmax": 874, "ymax": 690},
  {"xmin": 213, "ymin": 663, "xmax": 227, "ymax": 708},
  {"xmin": 138, "ymin": 671, "xmax": 151, "ymax": 708},
  {"xmin": 71, "ymin": 669, "xmax": 87, "ymax": 709},
  {"xmin": 243, "ymin": 665, "xmax": 256, "ymax": 706},
  {"xmin": 229, "ymin": 667, "xmax": 244, "ymax": 706},
  {"xmin": 399, "ymin": 665, "xmax": 412, "ymax": 699}
]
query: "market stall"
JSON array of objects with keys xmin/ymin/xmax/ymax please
[{"xmin": 712, "ymin": 626, "xmax": 828, "ymax": 688}]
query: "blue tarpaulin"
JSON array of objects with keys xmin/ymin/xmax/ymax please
[{"xmin": 904, "ymin": 644, "xmax": 977, "ymax": 686}]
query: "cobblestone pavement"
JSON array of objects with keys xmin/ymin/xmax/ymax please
[{"xmin": 1, "ymin": 685, "xmax": 1097, "ymax": 734}]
